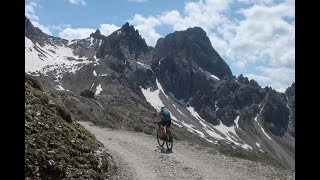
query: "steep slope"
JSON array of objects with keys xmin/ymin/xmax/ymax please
[{"xmin": 25, "ymin": 74, "xmax": 116, "ymax": 179}]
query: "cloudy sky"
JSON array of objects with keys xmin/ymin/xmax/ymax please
[{"xmin": 25, "ymin": 0, "xmax": 295, "ymax": 92}]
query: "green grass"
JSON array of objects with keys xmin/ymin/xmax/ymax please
[
  {"xmin": 219, "ymin": 148, "xmax": 286, "ymax": 169},
  {"xmin": 25, "ymin": 73, "xmax": 43, "ymax": 91}
]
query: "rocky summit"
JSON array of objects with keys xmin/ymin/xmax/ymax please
[{"xmin": 25, "ymin": 15, "xmax": 295, "ymax": 172}]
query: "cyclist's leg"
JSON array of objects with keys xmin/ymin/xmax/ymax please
[
  {"xmin": 160, "ymin": 121, "xmax": 165, "ymax": 137},
  {"xmin": 166, "ymin": 120, "xmax": 171, "ymax": 131}
]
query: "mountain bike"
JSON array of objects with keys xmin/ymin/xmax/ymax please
[{"xmin": 156, "ymin": 122, "xmax": 173, "ymax": 151}]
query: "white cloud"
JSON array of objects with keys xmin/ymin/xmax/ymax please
[
  {"xmin": 56, "ymin": 23, "xmax": 119, "ymax": 40},
  {"xmin": 99, "ymin": 24, "xmax": 120, "ymax": 37},
  {"xmin": 50, "ymin": 24, "xmax": 72, "ymax": 31},
  {"xmin": 25, "ymin": 2, "xmax": 39, "ymax": 21},
  {"xmin": 246, "ymin": 66, "xmax": 294, "ymax": 92},
  {"xmin": 227, "ymin": 1, "xmax": 295, "ymax": 84},
  {"xmin": 67, "ymin": 0, "xmax": 86, "ymax": 6},
  {"xmin": 159, "ymin": 0, "xmax": 232, "ymax": 32},
  {"xmin": 130, "ymin": 14, "xmax": 162, "ymax": 46},
  {"xmin": 58, "ymin": 28, "xmax": 95, "ymax": 40},
  {"xmin": 234, "ymin": 61, "xmax": 247, "ymax": 70}
]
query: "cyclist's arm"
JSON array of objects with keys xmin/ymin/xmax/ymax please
[{"xmin": 154, "ymin": 111, "xmax": 163, "ymax": 122}]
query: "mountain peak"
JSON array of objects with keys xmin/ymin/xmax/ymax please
[
  {"xmin": 122, "ymin": 22, "xmax": 130, "ymax": 29},
  {"xmin": 90, "ymin": 29, "xmax": 104, "ymax": 39},
  {"xmin": 155, "ymin": 26, "xmax": 232, "ymax": 79},
  {"xmin": 96, "ymin": 22, "xmax": 148, "ymax": 59},
  {"xmin": 185, "ymin": 26, "xmax": 207, "ymax": 36},
  {"xmin": 120, "ymin": 22, "xmax": 139, "ymax": 35}
]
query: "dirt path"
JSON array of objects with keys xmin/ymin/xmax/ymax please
[{"xmin": 79, "ymin": 121, "xmax": 294, "ymax": 180}]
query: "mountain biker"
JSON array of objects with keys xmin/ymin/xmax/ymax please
[{"xmin": 154, "ymin": 106, "xmax": 171, "ymax": 140}]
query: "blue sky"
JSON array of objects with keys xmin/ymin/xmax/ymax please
[{"xmin": 25, "ymin": 0, "xmax": 295, "ymax": 92}]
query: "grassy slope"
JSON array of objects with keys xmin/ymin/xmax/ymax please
[{"xmin": 25, "ymin": 73, "xmax": 116, "ymax": 179}]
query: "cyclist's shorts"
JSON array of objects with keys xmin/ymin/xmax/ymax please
[{"xmin": 161, "ymin": 120, "xmax": 171, "ymax": 128}]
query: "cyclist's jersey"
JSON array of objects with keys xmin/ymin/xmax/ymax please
[{"xmin": 161, "ymin": 108, "xmax": 171, "ymax": 122}]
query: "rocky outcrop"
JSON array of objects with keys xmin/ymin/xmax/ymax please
[
  {"xmin": 259, "ymin": 89, "xmax": 290, "ymax": 137},
  {"xmin": 285, "ymin": 83, "xmax": 295, "ymax": 137},
  {"xmin": 96, "ymin": 22, "xmax": 149, "ymax": 60},
  {"xmin": 155, "ymin": 27, "xmax": 232, "ymax": 79},
  {"xmin": 25, "ymin": 74, "xmax": 116, "ymax": 179},
  {"xmin": 80, "ymin": 90, "xmax": 95, "ymax": 99}
]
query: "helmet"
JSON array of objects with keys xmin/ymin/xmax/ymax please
[{"xmin": 161, "ymin": 106, "xmax": 165, "ymax": 110}]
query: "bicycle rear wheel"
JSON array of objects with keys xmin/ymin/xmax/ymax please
[
  {"xmin": 166, "ymin": 130, "xmax": 173, "ymax": 151},
  {"xmin": 157, "ymin": 128, "xmax": 165, "ymax": 147}
]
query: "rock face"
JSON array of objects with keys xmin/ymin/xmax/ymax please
[
  {"xmin": 80, "ymin": 90, "xmax": 95, "ymax": 99},
  {"xmin": 25, "ymin": 17, "xmax": 295, "ymax": 170},
  {"xmin": 97, "ymin": 22, "xmax": 149, "ymax": 60},
  {"xmin": 25, "ymin": 16, "xmax": 67, "ymax": 47},
  {"xmin": 259, "ymin": 89, "xmax": 290, "ymax": 137},
  {"xmin": 25, "ymin": 74, "xmax": 116, "ymax": 179},
  {"xmin": 285, "ymin": 83, "xmax": 295, "ymax": 138},
  {"xmin": 155, "ymin": 27, "xmax": 232, "ymax": 77}
]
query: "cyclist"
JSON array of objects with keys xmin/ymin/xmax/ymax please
[{"xmin": 155, "ymin": 106, "xmax": 171, "ymax": 140}]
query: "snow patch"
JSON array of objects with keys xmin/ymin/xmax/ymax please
[
  {"xmin": 67, "ymin": 40, "xmax": 77, "ymax": 46},
  {"xmin": 210, "ymin": 74, "xmax": 220, "ymax": 80},
  {"xmin": 90, "ymin": 83, "xmax": 95, "ymax": 90},
  {"xmin": 88, "ymin": 37, "xmax": 94, "ymax": 48},
  {"xmin": 93, "ymin": 70, "xmax": 97, "ymax": 76},
  {"xmin": 25, "ymin": 37, "xmax": 92, "ymax": 79},
  {"xmin": 177, "ymin": 109, "xmax": 187, "ymax": 117},
  {"xmin": 241, "ymin": 144, "xmax": 252, "ymax": 150},
  {"xmin": 55, "ymin": 85, "xmax": 65, "ymax": 91},
  {"xmin": 214, "ymin": 117, "xmax": 241, "ymax": 143},
  {"xmin": 93, "ymin": 55, "xmax": 100, "ymax": 64},
  {"xmin": 202, "ymin": 69, "xmax": 220, "ymax": 80},
  {"xmin": 117, "ymin": 30, "xmax": 121, "ymax": 35},
  {"xmin": 140, "ymin": 86, "xmax": 164, "ymax": 111},
  {"xmin": 95, "ymin": 84, "xmax": 102, "ymax": 95},
  {"xmin": 234, "ymin": 116, "xmax": 240, "ymax": 128},
  {"xmin": 98, "ymin": 40, "xmax": 102, "ymax": 47},
  {"xmin": 171, "ymin": 120, "xmax": 183, "ymax": 128},
  {"xmin": 199, "ymin": 121, "xmax": 224, "ymax": 140},
  {"xmin": 156, "ymin": 79, "xmax": 169, "ymax": 99},
  {"xmin": 256, "ymin": 142, "xmax": 260, "ymax": 148},
  {"xmin": 180, "ymin": 121, "xmax": 206, "ymax": 138},
  {"xmin": 215, "ymin": 101, "xmax": 219, "ymax": 111},
  {"xmin": 186, "ymin": 106, "xmax": 205, "ymax": 122},
  {"xmin": 137, "ymin": 61, "xmax": 145, "ymax": 66},
  {"xmin": 188, "ymin": 109, "xmax": 252, "ymax": 150},
  {"xmin": 255, "ymin": 116, "xmax": 272, "ymax": 140}
]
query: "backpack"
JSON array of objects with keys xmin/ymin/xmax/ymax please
[{"xmin": 161, "ymin": 108, "xmax": 171, "ymax": 122}]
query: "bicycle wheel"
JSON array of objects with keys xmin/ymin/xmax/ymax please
[
  {"xmin": 157, "ymin": 128, "xmax": 165, "ymax": 147},
  {"xmin": 166, "ymin": 130, "xmax": 173, "ymax": 151}
]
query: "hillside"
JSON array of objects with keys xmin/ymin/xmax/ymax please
[{"xmin": 25, "ymin": 74, "xmax": 116, "ymax": 179}]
